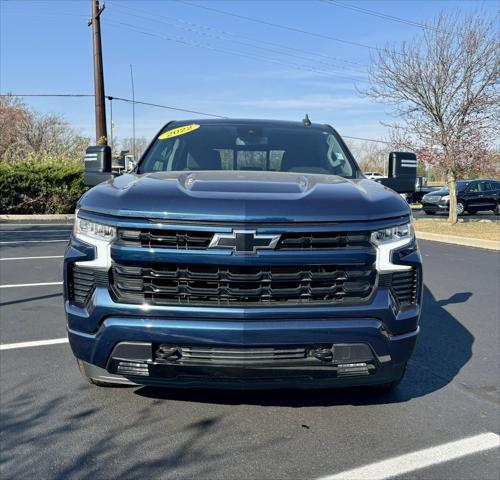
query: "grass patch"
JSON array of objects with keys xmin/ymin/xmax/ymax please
[{"xmin": 414, "ymin": 219, "xmax": 500, "ymax": 241}]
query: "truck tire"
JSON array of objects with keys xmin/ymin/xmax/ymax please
[
  {"xmin": 495, "ymin": 202, "xmax": 500, "ymax": 216},
  {"xmin": 456, "ymin": 202, "xmax": 465, "ymax": 216}
]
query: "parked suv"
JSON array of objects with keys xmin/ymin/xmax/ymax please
[
  {"xmin": 422, "ymin": 179, "xmax": 500, "ymax": 215},
  {"xmin": 64, "ymin": 119, "xmax": 422, "ymax": 390}
]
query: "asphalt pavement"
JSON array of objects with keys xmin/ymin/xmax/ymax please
[{"xmin": 1, "ymin": 223, "xmax": 499, "ymax": 480}]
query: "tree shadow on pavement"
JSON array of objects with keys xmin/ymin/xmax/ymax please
[
  {"xmin": 135, "ymin": 285, "xmax": 474, "ymax": 407},
  {"xmin": 0, "ymin": 377, "xmax": 278, "ymax": 480}
]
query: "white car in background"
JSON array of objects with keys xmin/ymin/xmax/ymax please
[{"xmin": 364, "ymin": 172, "xmax": 386, "ymax": 180}]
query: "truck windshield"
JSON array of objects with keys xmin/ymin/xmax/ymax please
[{"xmin": 139, "ymin": 123, "xmax": 356, "ymax": 178}]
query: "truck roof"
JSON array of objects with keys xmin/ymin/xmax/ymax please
[{"xmin": 165, "ymin": 118, "xmax": 332, "ymax": 131}]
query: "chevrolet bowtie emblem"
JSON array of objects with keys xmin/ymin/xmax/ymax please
[{"xmin": 209, "ymin": 230, "xmax": 281, "ymax": 254}]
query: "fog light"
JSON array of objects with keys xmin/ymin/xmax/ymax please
[
  {"xmin": 332, "ymin": 344, "xmax": 374, "ymax": 363},
  {"xmin": 337, "ymin": 362, "xmax": 370, "ymax": 376},
  {"xmin": 116, "ymin": 361, "xmax": 149, "ymax": 376}
]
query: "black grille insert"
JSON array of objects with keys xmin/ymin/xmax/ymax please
[
  {"xmin": 111, "ymin": 263, "xmax": 376, "ymax": 306},
  {"xmin": 379, "ymin": 269, "xmax": 418, "ymax": 306},
  {"xmin": 68, "ymin": 266, "xmax": 109, "ymax": 307},
  {"xmin": 119, "ymin": 229, "xmax": 213, "ymax": 249},
  {"xmin": 156, "ymin": 345, "xmax": 307, "ymax": 364},
  {"xmin": 391, "ymin": 269, "xmax": 418, "ymax": 305},
  {"xmin": 278, "ymin": 232, "xmax": 371, "ymax": 250}
]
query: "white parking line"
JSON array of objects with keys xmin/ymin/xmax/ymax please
[
  {"xmin": 0, "ymin": 281, "xmax": 63, "ymax": 289},
  {"xmin": 0, "ymin": 223, "xmax": 73, "ymax": 227},
  {"xmin": 317, "ymin": 432, "xmax": 500, "ymax": 480},
  {"xmin": 0, "ymin": 239, "xmax": 68, "ymax": 244},
  {"xmin": 0, "ymin": 255, "xmax": 64, "ymax": 261},
  {"xmin": 0, "ymin": 338, "xmax": 69, "ymax": 350},
  {"xmin": 0, "ymin": 229, "xmax": 72, "ymax": 233}
]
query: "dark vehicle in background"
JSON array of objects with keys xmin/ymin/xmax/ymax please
[
  {"xmin": 421, "ymin": 179, "xmax": 500, "ymax": 215},
  {"xmin": 406, "ymin": 176, "xmax": 442, "ymax": 204},
  {"xmin": 66, "ymin": 119, "xmax": 421, "ymax": 391}
]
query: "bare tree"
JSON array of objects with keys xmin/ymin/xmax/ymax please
[
  {"xmin": 0, "ymin": 94, "xmax": 89, "ymax": 162},
  {"xmin": 117, "ymin": 136, "xmax": 150, "ymax": 159},
  {"xmin": 346, "ymin": 139, "xmax": 391, "ymax": 175},
  {"xmin": 363, "ymin": 12, "xmax": 499, "ymax": 223}
]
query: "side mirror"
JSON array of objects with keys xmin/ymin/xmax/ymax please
[
  {"xmin": 377, "ymin": 152, "xmax": 417, "ymax": 193},
  {"xmin": 84, "ymin": 145, "xmax": 114, "ymax": 186}
]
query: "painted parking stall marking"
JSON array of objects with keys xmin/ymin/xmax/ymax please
[
  {"xmin": 317, "ymin": 432, "xmax": 500, "ymax": 480},
  {"xmin": 0, "ymin": 338, "xmax": 69, "ymax": 351},
  {"xmin": 0, "ymin": 255, "xmax": 64, "ymax": 261},
  {"xmin": 0, "ymin": 281, "xmax": 63, "ymax": 289}
]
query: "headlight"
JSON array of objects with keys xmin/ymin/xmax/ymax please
[
  {"xmin": 371, "ymin": 223, "xmax": 413, "ymax": 246},
  {"xmin": 371, "ymin": 222, "xmax": 414, "ymax": 272},
  {"xmin": 74, "ymin": 215, "xmax": 116, "ymax": 242},
  {"xmin": 441, "ymin": 195, "xmax": 450, "ymax": 202}
]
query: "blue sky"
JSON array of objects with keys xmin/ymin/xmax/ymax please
[{"xmin": 0, "ymin": 0, "xmax": 496, "ymax": 143}]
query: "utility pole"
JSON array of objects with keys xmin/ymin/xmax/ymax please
[
  {"xmin": 130, "ymin": 64, "xmax": 136, "ymax": 158},
  {"xmin": 89, "ymin": 0, "xmax": 107, "ymax": 145}
]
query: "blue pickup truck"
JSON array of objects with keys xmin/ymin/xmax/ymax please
[{"xmin": 64, "ymin": 119, "xmax": 422, "ymax": 390}]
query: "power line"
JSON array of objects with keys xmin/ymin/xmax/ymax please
[
  {"xmin": 343, "ymin": 135, "xmax": 390, "ymax": 144},
  {"xmin": 2, "ymin": 94, "xmax": 390, "ymax": 144},
  {"xmin": 107, "ymin": 12, "xmax": 366, "ymax": 79},
  {"xmin": 105, "ymin": 19, "xmax": 366, "ymax": 82},
  {"xmin": 321, "ymin": 0, "xmax": 440, "ymax": 33},
  {"xmin": 108, "ymin": 96, "xmax": 227, "ymax": 118},
  {"xmin": 177, "ymin": 0, "xmax": 385, "ymax": 53},
  {"xmin": 0, "ymin": 94, "xmax": 94, "ymax": 97},
  {"xmin": 0, "ymin": 93, "xmax": 227, "ymax": 118},
  {"xmin": 111, "ymin": 2, "xmax": 367, "ymax": 71}
]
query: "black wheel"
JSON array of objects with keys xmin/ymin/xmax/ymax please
[
  {"xmin": 372, "ymin": 364, "xmax": 407, "ymax": 392},
  {"xmin": 424, "ymin": 210, "xmax": 436, "ymax": 215},
  {"xmin": 495, "ymin": 202, "xmax": 500, "ymax": 216},
  {"xmin": 456, "ymin": 202, "xmax": 465, "ymax": 216}
]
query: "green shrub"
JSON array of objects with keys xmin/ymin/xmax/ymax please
[{"xmin": 0, "ymin": 155, "xmax": 88, "ymax": 214}]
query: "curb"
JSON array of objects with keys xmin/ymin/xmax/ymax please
[
  {"xmin": 0, "ymin": 214, "xmax": 75, "ymax": 222},
  {"xmin": 415, "ymin": 230, "xmax": 500, "ymax": 251}
]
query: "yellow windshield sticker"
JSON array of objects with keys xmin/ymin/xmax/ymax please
[{"xmin": 158, "ymin": 124, "xmax": 200, "ymax": 140}]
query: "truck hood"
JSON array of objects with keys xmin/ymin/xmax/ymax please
[{"xmin": 79, "ymin": 170, "xmax": 410, "ymax": 222}]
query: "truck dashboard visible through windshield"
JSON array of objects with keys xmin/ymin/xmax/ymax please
[{"xmin": 139, "ymin": 121, "xmax": 357, "ymax": 178}]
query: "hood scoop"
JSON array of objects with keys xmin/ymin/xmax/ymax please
[{"xmin": 179, "ymin": 171, "xmax": 310, "ymax": 194}]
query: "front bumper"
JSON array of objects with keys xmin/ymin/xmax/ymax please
[
  {"xmin": 64, "ymin": 225, "xmax": 422, "ymax": 388},
  {"xmin": 422, "ymin": 201, "xmax": 448, "ymax": 212},
  {"xmin": 66, "ymin": 284, "xmax": 421, "ymax": 388},
  {"xmin": 70, "ymin": 317, "xmax": 418, "ymax": 388}
]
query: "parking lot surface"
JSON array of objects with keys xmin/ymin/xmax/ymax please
[{"xmin": 1, "ymin": 222, "xmax": 499, "ymax": 480}]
